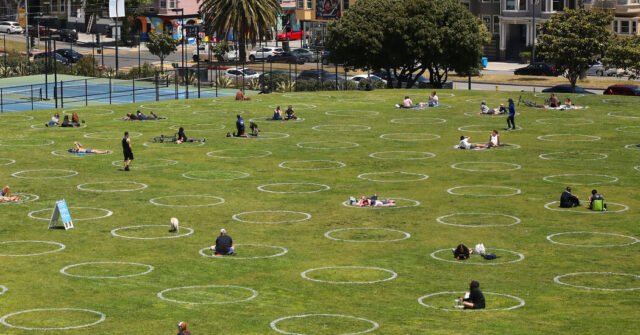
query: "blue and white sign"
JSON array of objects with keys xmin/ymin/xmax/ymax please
[{"xmin": 49, "ymin": 199, "xmax": 74, "ymax": 230}]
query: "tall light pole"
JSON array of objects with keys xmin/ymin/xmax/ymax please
[
  {"xmin": 172, "ymin": 8, "xmax": 186, "ymax": 98},
  {"xmin": 531, "ymin": 0, "xmax": 538, "ymax": 64},
  {"xmin": 25, "ymin": 0, "xmax": 29, "ymax": 54}
]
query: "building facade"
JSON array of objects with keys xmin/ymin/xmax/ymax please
[{"xmin": 295, "ymin": 0, "xmax": 352, "ymax": 47}]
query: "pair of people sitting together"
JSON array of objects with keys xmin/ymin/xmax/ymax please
[
  {"xmin": 548, "ymin": 94, "xmax": 573, "ymax": 108},
  {"xmin": 480, "ymin": 101, "xmax": 507, "ymax": 115},
  {"xmin": 272, "ymin": 105, "xmax": 297, "ymax": 120},
  {"xmin": 560, "ymin": 187, "xmax": 607, "ymax": 210},
  {"xmin": 47, "ymin": 112, "xmax": 82, "ymax": 127},
  {"xmin": 230, "ymin": 115, "xmax": 259, "ymax": 137},
  {"xmin": 349, "ymin": 194, "xmax": 396, "ymax": 207},
  {"xmin": 395, "ymin": 92, "xmax": 439, "ymax": 109},
  {"xmin": 458, "ymin": 130, "xmax": 501, "ymax": 150}
]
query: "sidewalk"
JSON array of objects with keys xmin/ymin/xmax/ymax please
[{"xmin": 484, "ymin": 61, "xmax": 523, "ymax": 72}]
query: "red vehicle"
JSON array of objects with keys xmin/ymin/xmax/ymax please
[
  {"xmin": 277, "ymin": 30, "xmax": 304, "ymax": 41},
  {"xmin": 603, "ymin": 84, "xmax": 640, "ymax": 96},
  {"xmin": 27, "ymin": 25, "xmax": 50, "ymax": 37}
]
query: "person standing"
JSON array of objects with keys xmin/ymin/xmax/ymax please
[
  {"xmin": 506, "ymin": 98, "xmax": 516, "ymax": 130},
  {"xmin": 211, "ymin": 228, "xmax": 235, "ymax": 256},
  {"xmin": 122, "ymin": 131, "xmax": 133, "ymax": 171}
]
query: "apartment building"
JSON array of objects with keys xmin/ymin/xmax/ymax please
[{"xmin": 295, "ymin": 0, "xmax": 352, "ymax": 47}]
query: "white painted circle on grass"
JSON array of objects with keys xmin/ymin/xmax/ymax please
[
  {"xmin": 324, "ymin": 228, "xmax": 411, "ymax": 243},
  {"xmin": 198, "ymin": 244, "xmax": 288, "ymax": 259},
  {"xmin": 157, "ymin": 285, "xmax": 258, "ymax": 304},
  {"xmin": 269, "ymin": 103, "xmax": 317, "ymax": 109},
  {"xmin": 111, "ymin": 225, "xmax": 194, "ymax": 240},
  {"xmin": 279, "ymin": 160, "xmax": 346, "ymax": 170},
  {"xmin": 379, "ymin": 133, "xmax": 440, "ymax": 141},
  {"xmin": 312, "ymin": 124, "xmax": 371, "ymax": 132},
  {"xmin": 77, "ymin": 181, "xmax": 148, "ymax": 192},
  {"xmin": 31, "ymin": 123, "xmax": 87, "ymax": 129},
  {"xmin": 447, "ymin": 186, "xmax": 521, "ymax": 197},
  {"xmin": 391, "ymin": 117, "xmax": 447, "ymax": 125},
  {"xmin": 325, "ymin": 110, "xmax": 379, "ymax": 117},
  {"xmin": 63, "ymin": 108, "xmax": 114, "ymax": 115},
  {"xmin": 342, "ymin": 198, "xmax": 421, "ymax": 209},
  {"xmin": 535, "ymin": 92, "xmax": 585, "ymax": 98},
  {"xmin": 28, "ymin": 207, "xmax": 113, "ymax": 221},
  {"xmin": 536, "ymin": 118, "xmax": 594, "ymax": 125},
  {"xmin": 546, "ymin": 231, "xmax": 639, "ymax": 247},
  {"xmin": 542, "ymin": 173, "xmax": 618, "ymax": 185},
  {"xmin": 436, "ymin": 213, "xmax": 521, "ymax": 227},
  {"xmin": 607, "ymin": 111, "xmax": 640, "ymax": 119},
  {"xmin": 140, "ymin": 104, "xmax": 190, "ymax": 110},
  {"xmin": 458, "ymin": 125, "xmax": 521, "ymax": 132},
  {"xmin": 296, "ymin": 141, "xmax": 359, "ymax": 149},
  {"xmin": 0, "ymin": 139, "xmax": 54, "ymax": 146},
  {"xmin": 554, "ymin": 272, "xmax": 640, "ymax": 291},
  {"xmin": 616, "ymin": 126, "xmax": 640, "ymax": 133},
  {"xmin": 207, "ymin": 149, "xmax": 272, "ymax": 158},
  {"xmin": 270, "ymin": 314, "xmax": 379, "ymax": 335},
  {"xmin": 544, "ymin": 201, "xmax": 629, "ymax": 213},
  {"xmin": 0, "ymin": 158, "xmax": 15, "ymax": 165},
  {"xmin": 232, "ymin": 210, "xmax": 311, "ymax": 224},
  {"xmin": 0, "ymin": 240, "xmax": 66, "ymax": 257},
  {"xmin": 110, "ymin": 159, "xmax": 178, "ymax": 169},
  {"xmin": 358, "ymin": 172, "xmax": 429, "ymax": 182},
  {"xmin": 59, "ymin": 262, "xmax": 154, "ymax": 279},
  {"xmin": 182, "ymin": 170, "xmax": 250, "ymax": 181},
  {"xmin": 0, "ymin": 285, "xmax": 6, "ymax": 296},
  {"xmin": 169, "ymin": 123, "xmax": 225, "ymax": 131},
  {"xmin": 537, "ymin": 134, "xmax": 600, "ymax": 142},
  {"xmin": 451, "ymin": 161, "xmax": 521, "ymax": 172},
  {"xmin": 418, "ymin": 292, "xmax": 525, "ymax": 311},
  {"xmin": 0, "ymin": 193, "xmax": 39, "ymax": 205},
  {"xmin": 539, "ymin": 152, "xmax": 608, "ymax": 161},
  {"xmin": 369, "ymin": 151, "xmax": 436, "ymax": 160},
  {"xmin": 636, "ymin": 166, "xmax": 640, "ymax": 172},
  {"xmin": 84, "ymin": 131, "xmax": 143, "ymax": 140},
  {"xmin": 0, "ymin": 114, "xmax": 34, "ymax": 122},
  {"xmin": 228, "ymin": 132, "xmax": 290, "ymax": 139},
  {"xmin": 602, "ymin": 99, "xmax": 635, "ymax": 105},
  {"xmin": 0, "ymin": 308, "xmax": 106, "ymax": 330},
  {"xmin": 149, "ymin": 195, "xmax": 225, "ymax": 207},
  {"xmin": 12, "ymin": 169, "xmax": 78, "ymax": 179},
  {"xmin": 257, "ymin": 183, "xmax": 330, "ymax": 194},
  {"xmin": 301, "ymin": 266, "xmax": 397, "ymax": 284},
  {"xmin": 142, "ymin": 140, "xmax": 204, "ymax": 147},
  {"xmin": 625, "ymin": 144, "xmax": 640, "ymax": 150},
  {"xmin": 430, "ymin": 248, "xmax": 525, "ymax": 265},
  {"xmin": 51, "ymin": 149, "xmax": 112, "ymax": 157}
]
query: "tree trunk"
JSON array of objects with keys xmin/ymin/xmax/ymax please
[{"xmin": 160, "ymin": 57, "xmax": 164, "ymax": 72}]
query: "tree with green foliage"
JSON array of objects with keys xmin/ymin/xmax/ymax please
[
  {"xmin": 327, "ymin": 0, "xmax": 489, "ymax": 88},
  {"xmin": 199, "ymin": 0, "xmax": 281, "ymax": 61},
  {"xmin": 146, "ymin": 31, "xmax": 177, "ymax": 71},
  {"xmin": 537, "ymin": 9, "xmax": 612, "ymax": 92},
  {"xmin": 602, "ymin": 36, "xmax": 640, "ymax": 79}
]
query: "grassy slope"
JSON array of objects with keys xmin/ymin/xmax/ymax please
[{"xmin": 0, "ymin": 90, "xmax": 638, "ymax": 334}]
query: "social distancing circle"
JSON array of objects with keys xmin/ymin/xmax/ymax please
[
  {"xmin": 0, "ymin": 240, "xmax": 66, "ymax": 256},
  {"xmin": 542, "ymin": 173, "xmax": 618, "ymax": 185},
  {"xmin": 77, "ymin": 181, "xmax": 148, "ymax": 192},
  {"xmin": 312, "ymin": 124, "xmax": 371, "ymax": 132},
  {"xmin": 451, "ymin": 161, "xmax": 521, "ymax": 172},
  {"xmin": 0, "ymin": 158, "xmax": 15, "ymax": 165},
  {"xmin": 0, "ymin": 308, "xmax": 106, "ymax": 330},
  {"xmin": 379, "ymin": 133, "xmax": 441, "ymax": 141},
  {"xmin": 59, "ymin": 262, "xmax": 154, "ymax": 279},
  {"xmin": 12, "ymin": 169, "xmax": 78, "ymax": 179},
  {"xmin": 447, "ymin": 186, "xmax": 521, "ymax": 197},
  {"xmin": 140, "ymin": 104, "xmax": 190, "ymax": 110},
  {"xmin": 418, "ymin": 292, "xmax": 525, "ymax": 311},
  {"xmin": 0, "ymin": 139, "xmax": 54, "ymax": 146},
  {"xmin": 369, "ymin": 151, "xmax": 436, "ymax": 160},
  {"xmin": 279, "ymin": 160, "xmax": 346, "ymax": 170},
  {"xmin": 111, "ymin": 225, "xmax": 194, "ymax": 240},
  {"xmin": 51, "ymin": 149, "xmax": 112, "ymax": 157},
  {"xmin": 391, "ymin": 117, "xmax": 446, "ymax": 125},
  {"xmin": 270, "ymin": 314, "xmax": 379, "ymax": 335},
  {"xmin": 0, "ymin": 193, "xmax": 39, "ymax": 204},
  {"xmin": 297, "ymin": 141, "xmax": 359, "ymax": 149},
  {"xmin": 257, "ymin": 183, "xmax": 331, "ymax": 194},
  {"xmin": 326, "ymin": 110, "xmax": 379, "ymax": 117},
  {"xmin": 539, "ymin": 152, "xmax": 608, "ymax": 161},
  {"xmin": 536, "ymin": 118, "xmax": 594, "ymax": 125},
  {"xmin": 537, "ymin": 134, "xmax": 600, "ymax": 142},
  {"xmin": 436, "ymin": 213, "xmax": 521, "ymax": 227},
  {"xmin": 29, "ymin": 207, "xmax": 113, "ymax": 221},
  {"xmin": 546, "ymin": 231, "xmax": 639, "ymax": 247},
  {"xmin": 111, "ymin": 159, "xmax": 178, "ymax": 169},
  {"xmin": 149, "ymin": 195, "xmax": 225, "ymax": 207},
  {"xmin": 342, "ymin": 197, "xmax": 421, "ymax": 209},
  {"xmin": 85, "ymin": 131, "xmax": 143, "ymax": 140},
  {"xmin": 182, "ymin": 170, "xmax": 250, "ymax": 181},
  {"xmin": 324, "ymin": 228, "xmax": 411, "ymax": 243},
  {"xmin": 199, "ymin": 244, "xmax": 288, "ymax": 259},
  {"xmin": 554, "ymin": 272, "xmax": 640, "ymax": 291},
  {"xmin": 544, "ymin": 201, "xmax": 629, "ymax": 213},
  {"xmin": 430, "ymin": 248, "xmax": 525, "ymax": 265},
  {"xmin": 232, "ymin": 210, "xmax": 312, "ymax": 224},
  {"xmin": 0, "ymin": 285, "xmax": 6, "ymax": 296},
  {"xmin": 458, "ymin": 125, "xmax": 520, "ymax": 132},
  {"xmin": 300, "ymin": 266, "xmax": 397, "ymax": 284},
  {"xmin": 358, "ymin": 172, "xmax": 429, "ymax": 182},
  {"xmin": 207, "ymin": 149, "xmax": 272, "ymax": 158},
  {"xmin": 157, "ymin": 285, "xmax": 258, "ymax": 304}
]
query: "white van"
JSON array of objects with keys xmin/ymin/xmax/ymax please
[{"xmin": 192, "ymin": 43, "xmax": 239, "ymax": 62}]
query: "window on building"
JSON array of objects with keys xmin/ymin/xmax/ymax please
[
  {"xmin": 344, "ymin": 0, "xmax": 349, "ymax": 10},
  {"xmin": 482, "ymin": 15, "xmax": 491, "ymax": 32},
  {"xmin": 633, "ymin": 21, "xmax": 637, "ymax": 33},
  {"xmin": 169, "ymin": 0, "xmax": 176, "ymax": 8},
  {"xmin": 297, "ymin": 0, "xmax": 303, "ymax": 9},
  {"xmin": 307, "ymin": 0, "xmax": 313, "ymax": 9},
  {"xmin": 506, "ymin": 0, "xmax": 516, "ymax": 10},
  {"xmin": 552, "ymin": 0, "xmax": 563, "ymax": 11},
  {"xmin": 160, "ymin": 0, "xmax": 167, "ymax": 8},
  {"xmin": 620, "ymin": 20, "xmax": 630, "ymax": 34},
  {"xmin": 493, "ymin": 15, "xmax": 500, "ymax": 35},
  {"xmin": 617, "ymin": 0, "xmax": 628, "ymax": 4},
  {"xmin": 520, "ymin": 0, "xmax": 527, "ymax": 10},
  {"xmin": 541, "ymin": 0, "xmax": 547, "ymax": 11},
  {"xmin": 482, "ymin": 0, "xmax": 490, "ymax": 3},
  {"xmin": 506, "ymin": 0, "xmax": 527, "ymax": 10},
  {"xmin": 60, "ymin": 0, "xmax": 65, "ymax": 12}
]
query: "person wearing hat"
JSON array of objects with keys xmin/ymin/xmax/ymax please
[
  {"xmin": 211, "ymin": 228, "xmax": 235, "ymax": 256},
  {"xmin": 177, "ymin": 321, "xmax": 191, "ymax": 335},
  {"xmin": 560, "ymin": 187, "xmax": 580, "ymax": 208}
]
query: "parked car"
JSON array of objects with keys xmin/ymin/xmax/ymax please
[
  {"xmin": 541, "ymin": 84, "xmax": 594, "ymax": 94},
  {"xmin": 249, "ymin": 47, "xmax": 284, "ymax": 62},
  {"xmin": 224, "ymin": 68, "xmax": 260, "ymax": 80},
  {"xmin": 27, "ymin": 25, "xmax": 51, "ymax": 37},
  {"xmin": 33, "ymin": 51, "xmax": 70, "ymax": 65},
  {"xmin": 297, "ymin": 69, "xmax": 341, "ymax": 81},
  {"xmin": 514, "ymin": 62, "xmax": 560, "ymax": 76},
  {"xmin": 55, "ymin": 48, "xmax": 83, "ymax": 63},
  {"xmin": 603, "ymin": 84, "xmax": 640, "ymax": 96},
  {"xmin": 192, "ymin": 43, "xmax": 239, "ymax": 62},
  {"xmin": 348, "ymin": 74, "xmax": 387, "ymax": 85},
  {"xmin": 371, "ymin": 70, "xmax": 429, "ymax": 88},
  {"xmin": 266, "ymin": 52, "xmax": 305, "ymax": 64},
  {"xmin": 276, "ymin": 30, "xmax": 304, "ymax": 41},
  {"xmin": 585, "ymin": 62, "xmax": 627, "ymax": 77},
  {"xmin": 51, "ymin": 28, "xmax": 78, "ymax": 42},
  {"xmin": 0, "ymin": 21, "xmax": 23, "ymax": 34},
  {"xmin": 291, "ymin": 48, "xmax": 318, "ymax": 62}
]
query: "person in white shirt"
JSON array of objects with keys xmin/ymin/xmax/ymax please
[
  {"xmin": 487, "ymin": 130, "xmax": 500, "ymax": 148},
  {"xmin": 429, "ymin": 91, "xmax": 439, "ymax": 107},
  {"xmin": 459, "ymin": 135, "xmax": 487, "ymax": 149}
]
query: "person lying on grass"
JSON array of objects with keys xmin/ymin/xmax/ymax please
[
  {"xmin": 176, "ymin": 127, "xmax": 205, "ymax": 144},
  {"xmin": 480, "ymin": 101, "xmax": 506, "ymax": 115},
  {"xmin": 458, "ymin": 135, "xmax": 488, "ymax": 150},
  {"xmin": 350, "ymin": 195, "xmax": 396, "ymax": 207},
  {"xmin": 0, "ymin": 185, "xmax": 19, "ymax": 202},
  {"xmin": 68, "ymin": 142, "xmax": 110, "ymax": 154}
]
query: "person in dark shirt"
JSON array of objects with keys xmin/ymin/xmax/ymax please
[
  {"xmin": 234, "ymin": 115, "xmax": 246, "ymax": 137},
  {"xmin": 177, "ymin": 321, "xmax": 191, "ymax": 335},
  {"xmin": 285, "ymin": 105, "xmax": 298, "ymax": 120},
  {"xmin": 460, "ymin": 280, "xmax": 485, "ymax": 309},
  {"xmin": 506, "ymin": 98, "xmax": 516, "ymax": 130},
  {"xmin": 176, "ymin": 127, "xmax": 205, "ymax": 144},
  {"xmin": 453, "ymin": 244, "xmax": 471, "ymax": 260},
  {"xmin": 121, "ymin": 131, "xmax": 133, "ymax": 171},
  {"xmin": 560, "ymin": 186, "xmax": 580, "ymax": 208},
  {"xmin": 211, "ymin": 228, "xmax": 234, "ymax": 256},
  {"xmin": 588, "ymin": 189, "xmax": 606, "ymax": 210}
]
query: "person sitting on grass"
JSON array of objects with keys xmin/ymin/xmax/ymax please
[
  {"xmin": 249, "ymin": 122, "xmax": 259, "ymax": 136},
  {"xmin": 396, "ymin": 96, "xmax": 414, "ymax": 109},
  {"xmin": 285, "ymin": 105, "xmax": 298, "ymax": 120},
  {"xmin": 235, "ymin": 90, "xmax": 250, "ymax": 101},
  {"xmin": 0, "ymin": 185, "xmax": 19, "ymax": 202},
  {"xmin": 428, "ymin": 91, "xmax": 439, "ymax": 107},
  {"xmin": 46, "ymin": 113, "xmax": 60, "ymax": 127},
  {"xmin": 210, "ymin": 228, "xmax": 235, "ymax": 256},
  {"xmin": 453, "ymin": 243, "xmax": 472, "ymax": 260},
  {"xmin": 272, "ymin": 106, "xmax": 283, "ymax": 120},
  {"xmin": 456, "ymin": 280, "xmax": 485, "ymax": 309},
  {"xmin": 177, "ymin": 321, "xmax": 191, "ymax": 335},
  {"xmin": 60, "ymin": 115, "xmax": 74, "ymax": 127},
  {"xmin": 233, "ymin": 114, "xmax": 247, "ymax": 137},
  {"xmin": 68, "ymin": 141, "xmax": 110, "ymax": 154},
  {"xmin": 487, "ymin": 130, "xmax": 500, "ymax": 148},
  {"xmin": 458, "ymin": 135, "xmax": 487, "ymax": 150},
  {"xmin": 71, "ymin": 112, "xmax": 82, "ymax": 127},
  {"xmin": 588, "ymin": 189, "xmax": 607, "ymax": 211},
  {"xmin": 176, "ymin": 127, "xmax": 205, "ymax": 144},
  {"xmin": 548, "ymin": 93, "xmax": 560, "ymax": 108},
  {"xmin": 560, "ymin": 186, "xmax": 580, "ymax": 208}
]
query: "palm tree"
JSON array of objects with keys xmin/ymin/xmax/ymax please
[{"xmin": 199, "ymin": 0, "xmax": 281, "ymax": 62}]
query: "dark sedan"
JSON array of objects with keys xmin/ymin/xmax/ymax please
[
  {"xmin": 52, "ymin": 29, "xmax": 78, "ymax": 43},
  {"xmin": 603, "ymin": 84, "xmax": 640, "ymax": 96},
  {"xmin": 514, "ymin": 62, "xmax": 561, "ymax": 76},
  {"xmin": 33, "ymin": 52, "xmax": 70, "ymax": 65},
  {"xmin": 55, "ymin": 49, "xmax": 83, "ymax": 63},
  {"xmin": 542, "ymin": 84, "xmax": 595, "ymax": 94},
  {"xmin": 266, "ymin": 52, "xmax": 305, "ymax": 64}
]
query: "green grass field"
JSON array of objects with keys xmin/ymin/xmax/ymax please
[{"xmin": 0, "ymin": 90, "xmax": 638, "ymax": 334}]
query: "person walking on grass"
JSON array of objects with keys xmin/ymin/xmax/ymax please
[
  {"xmin": 506, "ymin": 98, "xmax": 516, "ymax": 130},
  {"xmin": 122, "ymin": 131, "xmax": 133, "ymax": 171}
]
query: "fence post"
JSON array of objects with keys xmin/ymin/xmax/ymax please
[
  {"xmin": 174, "ymin": 70, "xmax": 178, "ymax": 100},
  {"xmin": 155, "ymin": 72, "xmax": 159, "ymax": 101},
  {"xmin": 30, "ymin": 86, "xmax": 34, "ymax": 110},
  {"xmin": 1, "ymin": 88, "xmax": 3, "ymax": 112},
  {"xmin": 132, "ymin": 78, "xmax": 136, "ymax": 103},
  {"xmin": 109, "ymin": 77, "xmax": 112, "ymax": 104},
  {"xmin": 60, "ymin": 81, "xmax": 64, "ymax": 108},
  {"xmin": 85, "ymin": 79, "xmax": 88, "ymax": 106}
]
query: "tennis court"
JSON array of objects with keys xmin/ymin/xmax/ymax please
[{"xmin": 0, "ymin": 75, "xmax": 236, "ymax": 112}]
